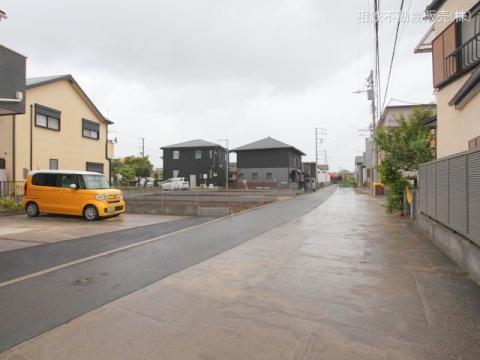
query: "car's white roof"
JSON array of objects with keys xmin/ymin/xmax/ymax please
[{"xmin": 29, "ymin": 170, "xmax": 104, "ymax": 176}]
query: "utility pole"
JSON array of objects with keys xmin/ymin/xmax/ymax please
[
  {"xmin": 139, "ymin": 137, "xmax": 145, "ymax": 157},
  {"xmin": 315, "ymin": 128, "xmax": 327, "ymax": 163},
  {"xmin": 318, "ymin": 149, "xmax": 327, "ymax": 165},
  {"xmin": 354, "ymin": 70, "xmax": 378, "ymax": 184},
  {"xmin": 366, "ymin": 70, "xmax": 379, "ymax": 184},
  {"xmin": 315, "ymin": 128, "xmax": 327, "ymax": 182},
  {"xmin": 367, "ymin": 70, "xmax": 377, "ymax": 133},
  {"xmin": 217, "ymin": 139, "xmax": 229, "ymax": 191}
]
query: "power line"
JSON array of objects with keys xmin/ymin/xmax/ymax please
[
  {"xmin": 328, "ymin": 132, "xmax": 362, "ymax": 152},
  {"xmin": 374, "ymin": 0, "xmax": 381, "ymax": 120},
  {"xmin": 398, "ymin": 0, "xmax": 414, "ymax": 40},
  {"xmin": 382, "ymin": 0, "xmax": 406, "ymax": 109},
  {"xmin": 389, "ymin": 98, "xmax": 427, "ymax": 106}
]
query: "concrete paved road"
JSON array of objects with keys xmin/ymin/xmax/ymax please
[
  {"xmin": 2, "ymin": 187, "xmax": 480, "ymax": 359},
  {"xmin": 0, "ymin": 187, "xmax": 336, "ymax": 353}
]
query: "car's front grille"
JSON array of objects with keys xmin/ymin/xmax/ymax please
[{"xmin": 107, "ymin": 195, "xmax": 122, "ymax": 204}]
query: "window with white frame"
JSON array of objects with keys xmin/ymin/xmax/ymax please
[{"xmin": 173, "ymin": 150, "xmax": 180, "ymax": 160}]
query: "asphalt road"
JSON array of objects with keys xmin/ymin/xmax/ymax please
[
  {"xmin": 0, "ymin": 216, "xmax": 213, "ymax": 283},
  {"xmin": 0, "ymin": 187, "xmax": 335, "ymax": 353}
]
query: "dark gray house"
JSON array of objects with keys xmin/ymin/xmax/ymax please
[
  {"xmin": 232, "ymin": 137, "xmax": 305, "ymax": 188},
  {"xmin": 161, "ymin": 139, "xmax": 227, "ymax": 188},
  {"xmin": 302, "ymin": 162, "xmax": 317, "ymax": 180},
  {"xmin": 0, "ymin": 44, "xmax": 26, "ymax": 116}
]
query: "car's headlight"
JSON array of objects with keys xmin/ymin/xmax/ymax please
[{"xmin": 96, "ymin": 194, "xmax": 106, "ymax": 200}]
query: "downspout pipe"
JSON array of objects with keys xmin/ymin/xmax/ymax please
[{"xmin": 30, "ymin": 104, "xmax": 33, "ymax": 171}]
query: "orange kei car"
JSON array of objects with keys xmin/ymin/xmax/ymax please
[{"xmin": 23, "ymin": 170, "xmax": 125, "ymax": 220}]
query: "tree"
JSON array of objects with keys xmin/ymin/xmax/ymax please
[
  {"xmin": 119, "ymin": 165, "xmax": 136, "ymax": 184},
  {"xmin": 375, "ymin": 107, "xmax": 435, "ymax": 213},
  {"xmin": 111, "ymin": 156, "xmax": 154, "ymax": 186},
  {"xmin": 123, "ymin": 156, "xmax": 154, "ymax": 186}
]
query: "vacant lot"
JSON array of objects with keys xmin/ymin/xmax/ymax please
[{"xmin": 124, "ymin": 189, "xmax": 300, "ymax": 215}]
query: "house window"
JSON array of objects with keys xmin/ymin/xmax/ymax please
[
  {"xmin": 266, "ymin": 172, "xmax": 273, "ymax": 180},
  {"xmin": 195, "ymin": 150, "xmax": 202, "ymax": 160},
  {"xmin": 252, "ymin": 173, "xmax": 258, "ymax": 180},
  {"xmin": 0, "ymin": 158, "xmax": 5, "ymax": 169},
  {"xmin": 213, "ymin": 172, "xmax": 218, "ymax": 177},
  {"xmin": 173, "ymin": 170, "xmax": 179, "ymax": 177},
  {"xmin": 35, "ymin": 104, "xmax": 61, "ymax": 131},
  {"xmin": 49, "ymin": 159, "xmax": 58, "ymax": 170},
  {"xmin": 209, "ymin": 150, "xmax": 213, "ymax": 159},
  {"xmin": 173, "ymin": 150, "xmax": 180, "ymax": 160},
  {"xmin": 209, "ymin": 170, "xmax": 213, "ymax": 178},
  {"xmin": 86, "ymin": 162, "xmax": 104, "ymax": 174},
  {"xmin": 82, "ymin": 119, "xmax": 100, "ymax": 140}
]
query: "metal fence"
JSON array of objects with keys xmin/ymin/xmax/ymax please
[
  {"xmin": 418, "ymin": 147, "xmax": 480, "ymax": 247},
  {"xmin": 0, "ymin": 181, "xmax": 25, "ymax": 198}
]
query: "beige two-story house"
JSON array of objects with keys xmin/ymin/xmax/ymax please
[
  {"xmin": 0, "ymin": 74, "xmax": 114, "ymax": 182},
  {"xmin": 416, "ymin": 0, "xmax": 480, "ymax": 157}
]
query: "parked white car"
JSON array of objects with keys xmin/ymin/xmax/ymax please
[
  {"xmin": 140, "ymin": 177, "xmax": 155, "ymax": 187},
  {"xmin": 162, "ymin": 177, "xmax": 189, "ymax": 190}
]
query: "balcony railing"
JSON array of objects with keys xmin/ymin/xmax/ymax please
[{"xmin": 445, "ymin": 33, "xmax": 480, "ymax": 80}]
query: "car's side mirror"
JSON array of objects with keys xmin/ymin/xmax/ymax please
[{"xmin": 70, "ymin": 183, "xmax": 77, "ymax": 189}]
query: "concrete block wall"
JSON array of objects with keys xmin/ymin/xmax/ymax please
[{"xmin": 417, "ymin": 212, "xmax": 480, "ymax": 284}]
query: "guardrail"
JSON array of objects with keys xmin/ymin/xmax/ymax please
[
  {"xmin": 0, "ymin": 181, "xmax": 25, "ymax": 198},
  {"xmin": 418, "ymin": 147, "xmax": 480, "ymax": 247}
]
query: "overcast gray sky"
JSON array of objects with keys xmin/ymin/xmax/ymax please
[{"xmin": 0, "ymin": 0, "xmax": 435, "ymax": 171}]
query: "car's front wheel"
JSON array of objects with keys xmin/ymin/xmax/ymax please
[
  {"xmin": 83, "ymin": 205, "xmax": 99, "ymax": 221},
  {"xmin": 25, "ymin": 202, "xmax": 39, "ymax": 217}
]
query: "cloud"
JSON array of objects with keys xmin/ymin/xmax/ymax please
[{"xmin": 0, "ymin": 0, "xmax": 436, "ymax": 171}]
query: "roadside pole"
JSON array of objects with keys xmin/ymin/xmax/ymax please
[
  {"xmin": 354, "ymin": 70, "xmax": 378, "ymax": 191},
  {"xmin": 217, "ymin": 139, "xmax": 229, "ymax": 191}
]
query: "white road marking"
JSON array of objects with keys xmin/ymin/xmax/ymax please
[{"xmin": 0, "ymin": 199, "xmax": 280, "ymax": 289}]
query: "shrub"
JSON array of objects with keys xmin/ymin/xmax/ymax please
[
  {"xmin": 0, "ymin": 197, "xmax": 23, "ymax": 211},
  {"xmin": 375, "ymin": 107, "xmax": 435, "ymax": 214}
]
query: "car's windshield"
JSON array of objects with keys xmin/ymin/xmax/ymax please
[{"xmin": 81, "ymin": 175, "xmax": 110, "ymax": 189}]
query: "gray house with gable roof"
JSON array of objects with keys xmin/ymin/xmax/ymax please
[
  {"xmin": 231, "ymin": 137, "xmax": 305, "ymax": 188},
  {"xmin": 161, "ymin": 139, "xmax": 227, "ymax": 187}
]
